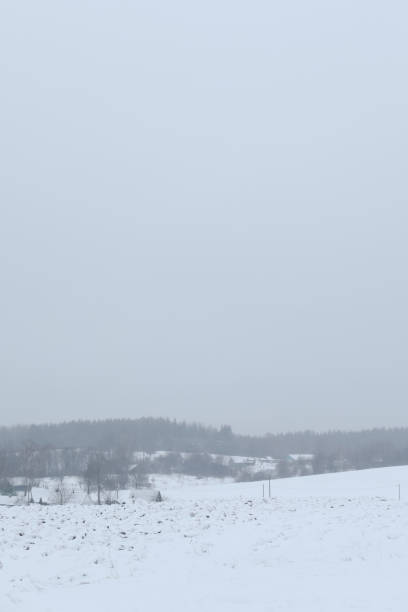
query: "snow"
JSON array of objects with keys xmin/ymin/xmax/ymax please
[
  {"xmin": 131, "ymin": 450, "xmax": 279, "ymax": 475},
  {"xmin": 150, "ymin": 473, "xmax": 234, "ymax": 490},
  {"xmin": 212, "ymin": 454, "xmax": 278, "ymax": 474},
  {"xmin": 0, "ymin": 495, "xmax": 17, "ymax": 506},
  {"xmin": 1, "ymin": 466, "xmax": 408, "ymax": 611},
  {"xmin": 288, "ymin": 453, "xmax": 314, "ymax": 461}
]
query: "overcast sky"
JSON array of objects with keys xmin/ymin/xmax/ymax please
[{"xmin": 1, "ymin": 1, "xmax": 407, "ymax": 434}]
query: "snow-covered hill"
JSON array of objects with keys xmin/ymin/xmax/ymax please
[{"xmin": 1, "ymin": 466, "xmax": 408, "ymax": 611}]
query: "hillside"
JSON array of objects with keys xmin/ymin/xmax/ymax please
[
  {"xmin": 2, "ymin": 418, "xmax": 408, "ymax": 479},
  {"xmin": 1, "ymin": 466, "xmax": 408, "ymax": 611}
]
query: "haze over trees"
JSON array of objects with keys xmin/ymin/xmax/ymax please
[{"xmin": 1, "ymin": 418, "xmax": 408, "ymax": 486}]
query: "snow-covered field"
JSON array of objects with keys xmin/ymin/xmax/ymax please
[{"xmin": 2, "ymin": 466, "xmax": 408, "ymax": 611}]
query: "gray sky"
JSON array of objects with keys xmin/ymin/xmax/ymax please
[{"xmin": 1, "ymin": 1, "xmax": 407, "ymax": 434}]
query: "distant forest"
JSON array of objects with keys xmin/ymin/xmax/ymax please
[{"xmin": 1, "ymin": 418, "xmax": 408, "ymax": 482}]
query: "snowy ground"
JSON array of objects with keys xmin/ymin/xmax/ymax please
[{"xmin": 1, "ymin": 466, "xmax": 408, "ymax": 611}]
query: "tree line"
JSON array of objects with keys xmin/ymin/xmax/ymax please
[{"xmin": 1, "ymin": 418, "xmax": 408, "ymax": 483}]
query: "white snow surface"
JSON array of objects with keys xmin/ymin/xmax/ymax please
[{"xmin": 1, "ymin": 466, "xmax": 408, "ymax": 611}]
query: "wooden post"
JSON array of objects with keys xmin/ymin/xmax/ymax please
[{"xmin": 268, "ymin": 479, "xmax": 271, "ymax": 498}]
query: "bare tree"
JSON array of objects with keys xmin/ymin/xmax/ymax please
[
  {"xmin": 83, "ymin": 452, "xmax": 106, "ymax": 505},
  {"xmin": 129, "ymin": 461, "xmax": 149, "ymax": 490},
  {"xmin": 52, "ymin": 474, "xmax": 74, "ymax": 505},
  {"xmin": 21, "ymin": 441, "xmax": 37, "ymax": 503},
  {"xmin": 0, "ymin": 448, "xmax": 7, "ymax": 479}
]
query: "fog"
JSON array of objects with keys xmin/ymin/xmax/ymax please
[{"xmin": 1, "ymin": 1, "xmax": 407, "ymax": 434}]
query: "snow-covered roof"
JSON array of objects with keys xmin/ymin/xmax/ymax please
[{"xmin": 288, "ymin": 454, "xmax": 314, "ymax": 461}]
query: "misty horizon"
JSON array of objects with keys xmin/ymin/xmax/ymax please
[
  {"xmin": 2, "ymin": 4, "xmax": 407, "ymax": 612},
  {"xmin": 2, "ymin": 1, "xmax": 408, "ymax": 435},
  {"xmin": 2, "ymin": 415, "xmax": 408, "ymax": 439}
]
